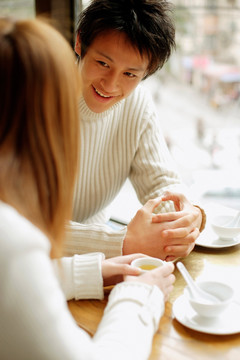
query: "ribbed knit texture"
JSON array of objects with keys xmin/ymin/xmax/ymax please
[
  {"xmin": 65, "ymin": 84, "xmax": 184, "ymax": 258},
  {"xmin": 0, "ymin": 201, "xmax": 165, "ymax": 360},
  {"xmin": 55, "ymin": 253, "xmax": 104, "ymax": 300},
  {"xmin": 64, "ymin": 222, "xmax": 127, "ymax": 258}
]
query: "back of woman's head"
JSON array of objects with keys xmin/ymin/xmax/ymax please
[{"xmin": 0, "ymin": 17, "xmax": 81, "ymax": 256}]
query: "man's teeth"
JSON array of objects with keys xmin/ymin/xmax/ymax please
[{"xmin": 95, "ymin": 88, "xmax": 111, "ymax": 98}]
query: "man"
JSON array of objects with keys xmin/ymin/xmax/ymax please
[{"xmin": 64, "ymin": 0, "xmax": 206, "ymax": 261}]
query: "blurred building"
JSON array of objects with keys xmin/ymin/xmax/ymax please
[
  {"xmin": 172, "ymin": 0, "xmax": 240, "ymax": 108},
  {"xmin": 173, "ymin": 0, "xmax": 240, "ymax": 59}
]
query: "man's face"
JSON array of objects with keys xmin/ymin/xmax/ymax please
[{"xmin": 76, "ymin": 31, "xmax": 149, "ymax": 113}]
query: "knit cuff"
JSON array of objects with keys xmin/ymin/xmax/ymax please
[
  {"xmin": 72, "ymin": 253, "xmax": 105, "ymax": 300},
  {"xmin": 105, "ymin": 282, "xmax": 164, "ymax": 332}
]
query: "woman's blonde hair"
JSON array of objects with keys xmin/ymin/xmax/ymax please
[{"xmin": 0, "ymin": 17, "xmax": 81, "ymax": 257}]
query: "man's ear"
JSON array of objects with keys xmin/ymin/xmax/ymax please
[{"xmin": 75, "ymin": 33, "xmax": 81, "ymax": 56}]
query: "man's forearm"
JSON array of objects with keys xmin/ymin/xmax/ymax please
[{"xmin": 63, "ymin": 221, "xmax": 127, "ymax": 258}]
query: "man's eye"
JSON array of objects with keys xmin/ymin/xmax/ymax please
[
  {"xmin": 97, "ymin": 61, "xmax": 108, "ymax": 67},
  {"xmin": 124, "ymin": 72, "xmax": 136, "ymax": 78}
]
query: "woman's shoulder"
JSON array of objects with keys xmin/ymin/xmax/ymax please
[{"xmin": 0, "ymin": 201, "xmax": 50, "ymax": 255}]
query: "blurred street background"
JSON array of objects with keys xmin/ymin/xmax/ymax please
[{"xmin": 1, "ymin": 0, "xmax": 240, "ymax": 222}]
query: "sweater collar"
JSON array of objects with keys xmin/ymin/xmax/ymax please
[{"xmin": 79, "ymin": 96, "xmax": 124, "ymax": 121}]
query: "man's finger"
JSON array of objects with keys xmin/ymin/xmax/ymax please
[{"xmin": 143, "ymin": 197, "xmax": 164, "ymax": 212}]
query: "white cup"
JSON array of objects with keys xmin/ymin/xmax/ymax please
[{"xmin": 131, "ymin": 257, "xmax": 164, "ymax": 273}]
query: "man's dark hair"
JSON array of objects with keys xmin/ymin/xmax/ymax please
[{"xmin": 77, "ymin": 0, "xmax": 175, "ymax": 78}]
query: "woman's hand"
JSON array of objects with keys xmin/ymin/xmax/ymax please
[
  {"xmin": 102, "ymin": 253, "xmax": 146, "ymax": 286},
  {"xmin": 125, "ymin": 262, "xmax": 175, "ymax": 301}
]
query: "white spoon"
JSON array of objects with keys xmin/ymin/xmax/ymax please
[
  {"xmin": 177, "ymin": 262, "xmax": 220, "ymax": 304},
  {"xmin": 223, "ymin": 211, "xmax": 240, "ymax": 228}
]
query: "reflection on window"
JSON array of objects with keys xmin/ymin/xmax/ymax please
[
  {"xmin": 0, "ymin": 0, "xmax": 35, "ymax": 18},
  {"xmin": 82, "ymin": 0, "xmax": 91, "ymax": 9}
]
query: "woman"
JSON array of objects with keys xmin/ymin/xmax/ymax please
[{"xmin": 0, "ymin": 17, "xmax": 175, "ymax": 360}]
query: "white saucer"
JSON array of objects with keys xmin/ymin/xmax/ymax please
[
  {"xmin": 172, "ymin": 295, "xmax": 240, "ymax": 335},
  {"xmin": 196, "ymin": 226, "xmax": 240, "ymax": 249}
]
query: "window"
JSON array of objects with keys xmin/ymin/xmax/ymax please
[
  {"xmin": 0, "ymin": 0, "xmax": 35, "ymax": 18},
  {"xmin": 110, "ymin": 0, "xmax": 240, "ymax": 220}
]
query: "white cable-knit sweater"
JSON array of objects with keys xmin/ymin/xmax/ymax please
[
  {"xmin": 0, "ymin": 201, "xmax": 164, "ymax": 360},
  {"xmin": 65, "ymin": 84, "xmax": 184, "ymax": 258}
]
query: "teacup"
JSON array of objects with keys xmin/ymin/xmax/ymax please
[{"xmin": 131, "ymin": 257, "xmax": 164, "ymax": 273}]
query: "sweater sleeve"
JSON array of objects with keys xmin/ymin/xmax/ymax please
[
  {"xmin": 63, "ymin": 221, "xmax": 127, "ymax": 258},
  {"xmin": 129, "ymin": 89, "xmax": 186, "ymax": 213},
  {"xmin": 0, "ymin": 216, "xmax": 165, "ymax": 360},
  {"xmin": 52, "ymin": 253, "xmax": 105, "ymax": 300},
  {"xmin": 93, "ymin": 282, "xmax": 164, "ymax": 360}
]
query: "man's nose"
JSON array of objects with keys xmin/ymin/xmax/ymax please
[{"xmin": 101, "ymin": 70, "xmax": 119, "ymax": 93}]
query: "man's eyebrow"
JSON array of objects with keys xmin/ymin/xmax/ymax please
[
  {"xmin": 96, "ymin": 50, "xmax": 145, "ymax": 72},
  {"xmin": 96, "ymin": 50, "xmax": 113, "ymax": 62}
]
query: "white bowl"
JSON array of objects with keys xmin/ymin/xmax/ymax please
[
  {"xmin": 211, "ymin": 215, "xmax": 240, "ymax": 240},
  {"xmin": 185, "ymin": 281, "xmax": 234, "ymax": 318},
  {"xmin": 131, "ymin": 257, "xmax": 164, "ymax": 272}
]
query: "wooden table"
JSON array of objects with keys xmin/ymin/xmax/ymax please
[{"xmin": 68, "ymin": 205, "xmax": 240, "ymax": 359}]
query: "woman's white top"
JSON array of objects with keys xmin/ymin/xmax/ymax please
[{"xmin": 0, "ymin": 201, "xmax": 164, "ymax": 360}]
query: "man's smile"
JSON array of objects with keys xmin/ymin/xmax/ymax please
[
  {"xmin": 93, "ymin": 86, "xmax": 112, "ymax": 98},
  {"xmin": 79, "ymin": 31, "xmax": 148, "ymax": 113}
]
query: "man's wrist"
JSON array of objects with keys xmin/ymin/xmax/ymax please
[
  {"xmin": 194, "ymin": 205, "xmax": 206, "ymax": 232},
  {"xmin": 122, "ymin": 231, "xmax": 131, "ymax": 255}
]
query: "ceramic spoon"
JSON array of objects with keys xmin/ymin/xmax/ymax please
[
  {"xmin": 177, "ymin": 262, "xmax": 220, "ymax": 304},
  {"xmin": 224, "ymin": 211, "xmax": 240, "ymax": 228}
]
